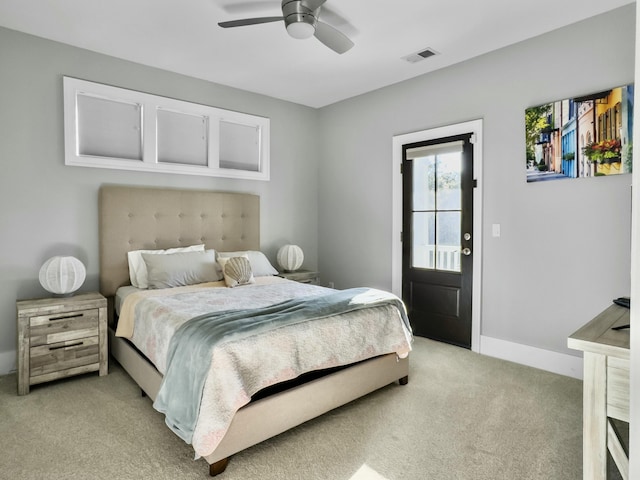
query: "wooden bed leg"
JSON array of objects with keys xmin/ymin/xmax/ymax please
[
  {"xmin": 140, "ymin": 388, "xmax": 146, "ymax": 398},
  {"xmin": 209, "ymin": 458, "xmax": 230, "ymax": 476},
  {"xmin": 398, "ymin": 375, "xmax": 409, "ymax": 385}
]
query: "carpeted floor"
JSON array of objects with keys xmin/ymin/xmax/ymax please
[{"xmin": 0, "ymin": 337, "xmax": 624, "ymax": 479}]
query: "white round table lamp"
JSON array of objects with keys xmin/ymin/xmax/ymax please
[
  {"xmin": 277, "ymin": 245, "xmax": 304, "ymax": 272},
  {"xmin": 39, "ymin": 256, "xmax": 86, "ymax": 295}
]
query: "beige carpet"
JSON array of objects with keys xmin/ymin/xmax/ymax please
[{"xmin": 0, "ymin": 337, "xmax": 624, "ymax": 479}]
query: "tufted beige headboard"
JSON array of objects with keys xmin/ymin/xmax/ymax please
[{"xmin": 98, "ymin": 185, "xmax": 260, "ymax": 298}]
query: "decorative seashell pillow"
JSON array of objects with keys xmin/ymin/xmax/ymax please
[{"xmin": 218, "ymin": 255, "xmax": 255, "ymax": 288}]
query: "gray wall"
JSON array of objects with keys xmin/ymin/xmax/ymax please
[
  {"xmin": 317, "ymin": 5, "xmax": 635, "ymax": 356},
  {"xmin": 0, "ymin": 27, "xmax": 320, "ymax": 373},
  {"xmin": 0, "ymin": 5, "xmax": 634, "ymax": 374}
]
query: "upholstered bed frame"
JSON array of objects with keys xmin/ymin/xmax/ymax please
[{"xmin": 98, "ymin": 184, "xmax": 409, "ymax": 476}]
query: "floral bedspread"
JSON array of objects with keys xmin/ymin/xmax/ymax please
[{"xmin": 116, "ymin": 277, "xmax": 412, "ymax": 458}]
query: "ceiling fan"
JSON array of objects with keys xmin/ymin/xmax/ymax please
[{"xmin": 218, "ymin": 0, "xmax": 354, "ymax": 54}]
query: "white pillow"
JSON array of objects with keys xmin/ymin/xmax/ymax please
[
  {"xmin": 142, "ymin": 250, "xmax": 221, "ymax": 289},
  {"xmin": 127, "ymin": 244, "xmax": 205, "ymax": 289},
  {"xmin": 217, "ymin": 250, "xmax": 278, "ymax": 277},
  {"xmin": 218, "ymin": 255, "xmax": 255, "ymax": 288}
]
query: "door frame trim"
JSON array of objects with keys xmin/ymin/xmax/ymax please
[{"xmin": 392, "ymin": 119, "xmax": 483, "ymax": 352}]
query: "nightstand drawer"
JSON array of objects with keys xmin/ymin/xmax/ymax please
[
  {"xmin": 29, "ymin": 309, "xmax": 99, "ymax": 347},
  {"xmin": 30, "ymin": 336, "xmax": 100, "ymax": 377}
]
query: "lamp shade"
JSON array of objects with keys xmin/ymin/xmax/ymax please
[
  {"xmin": 276, "ymin": 245, "xmax": 304, "ymax": 272},
  {"xmin": 38, "ymin": 256, "xmax": 86, "ymax": 295}
]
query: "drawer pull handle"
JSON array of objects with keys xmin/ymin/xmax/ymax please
[
  {"xmin": 49, "ymin": 313, "xmax": 84, "ymax": 322},
  {"xmin": 49, "ymin": 341, "xmax": 83, "ymax": 351}
]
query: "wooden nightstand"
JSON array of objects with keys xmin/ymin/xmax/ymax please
[
  {"xmin": 16, "ymin": 292, "xmax": 108, "ymax": 395},
  {"xmin": 277, "ymin": 270, "xmax": 319, "ymax": 285}
]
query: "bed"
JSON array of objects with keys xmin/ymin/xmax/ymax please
[{"xmin": 98, "ymin": 185, "xmax": 411, "ymax": 476}]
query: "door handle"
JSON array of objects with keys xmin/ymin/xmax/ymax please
[{"xmin": 462, "ymin": 247, "xmax": 471, "ymax": 256}]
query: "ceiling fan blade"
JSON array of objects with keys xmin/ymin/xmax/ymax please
[
  {"xmin": 300, "ymin": 0, "xmax": 327, "ymax": 11},
  {"xmin": 218, "ymin": 16, "xmax": 283, "ymax": 28},
  {"xmin": 317, "ymin": 6, "xmax": 358, "ymax": 37},
  {"xmin": 314, "ymin": 21, "xmax": 354, "ymax": 54}
]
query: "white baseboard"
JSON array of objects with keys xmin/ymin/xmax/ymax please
[
  {"xmin": 480, "ymin": 335, "xmax": 583, "ymax": 380},
  {"xmin": 0, "ymin": 350, "xmax": 16, "ymax": 376}
]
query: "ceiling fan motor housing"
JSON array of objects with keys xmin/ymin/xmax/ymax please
[{"xmin": 283, "ymin": 0, "xmax": 318, "ymax": 39}]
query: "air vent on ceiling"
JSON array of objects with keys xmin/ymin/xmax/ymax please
[{"xmin": 402, "ymin": 47, "xmax": 439, "ymax": 64}]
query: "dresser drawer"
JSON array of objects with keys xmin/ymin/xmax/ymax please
[
  {"xmin": 607, "ymin": 356, "xmax": 629, "ymax": 422},
  {"xmin": 30, "ymin": 336, "xmax": 100, "ymax": 378},
  {"xmin": 29, "ymin": 309, "xmax": 99, "ymax": 347}
]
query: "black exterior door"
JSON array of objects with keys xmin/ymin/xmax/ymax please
[{"xmin": 402, "ymin": 134, "xmax": 474, "ymax": 348}]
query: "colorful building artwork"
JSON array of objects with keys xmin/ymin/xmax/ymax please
[{"xmin": 525, "ymin": 84, "xmax": 633, "ymax": 182}]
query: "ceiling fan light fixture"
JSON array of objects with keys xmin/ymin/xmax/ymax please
[{"xmin": 286, "ymin": 21, "xmax": 315, "ymax": 39}]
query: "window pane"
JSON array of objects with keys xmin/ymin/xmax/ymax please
[
  {"xmin": 436, "ymin": 211, "xmax": 461, "ymax": 272},
  {"xmin": 157, "ymin": 109, "xmax": 208, "ymax": 166},
  {"xmin": 412, "ymin": 156, "xmax": 435, "ymax": 211},
  {"xmin": 412, "ymin": 212, "xmax": 435, "ymax": 269},
  {"xmin": 77, "ymin": 94, "xmax": 142, "ymax": 160},
  {"xmin": 219, "ymin": 121, "xmax": 260, "ymax": 172},
  {"xmin": 436, "ymin": 152, "xmax": 461, "ymax": 210}
]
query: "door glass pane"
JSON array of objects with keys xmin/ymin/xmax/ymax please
[
  {"xmin": 409, "ymin": 142, "xmax": 463, "ymax": 272},
  {"xmin": 436, "ymin": 212, "xmax": 461, "ymax": 272},
  {"xmin": 412, "ymin": 156, "xmax": 435, "ymax": 210},
  {"xmin": 436, "ymin": 152, "xmax": 461, "ymax": 210},
  {"xmin": 412, "ymin": 212, "xmax": 435, "ymax": 269}
]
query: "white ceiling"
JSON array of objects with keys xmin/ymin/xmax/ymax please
[{"xmin": 0, "ymin": 0, "xmax": 633, "ymax": 108}]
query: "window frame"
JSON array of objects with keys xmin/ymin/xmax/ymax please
[{"xmin": 63, "ymin": 77, "xmax": 270, "ymax": 181}]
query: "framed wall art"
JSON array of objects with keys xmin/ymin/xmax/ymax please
[{"xmin": 525, "ymin": 84, "xmax": 633, "ymax": 182}]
